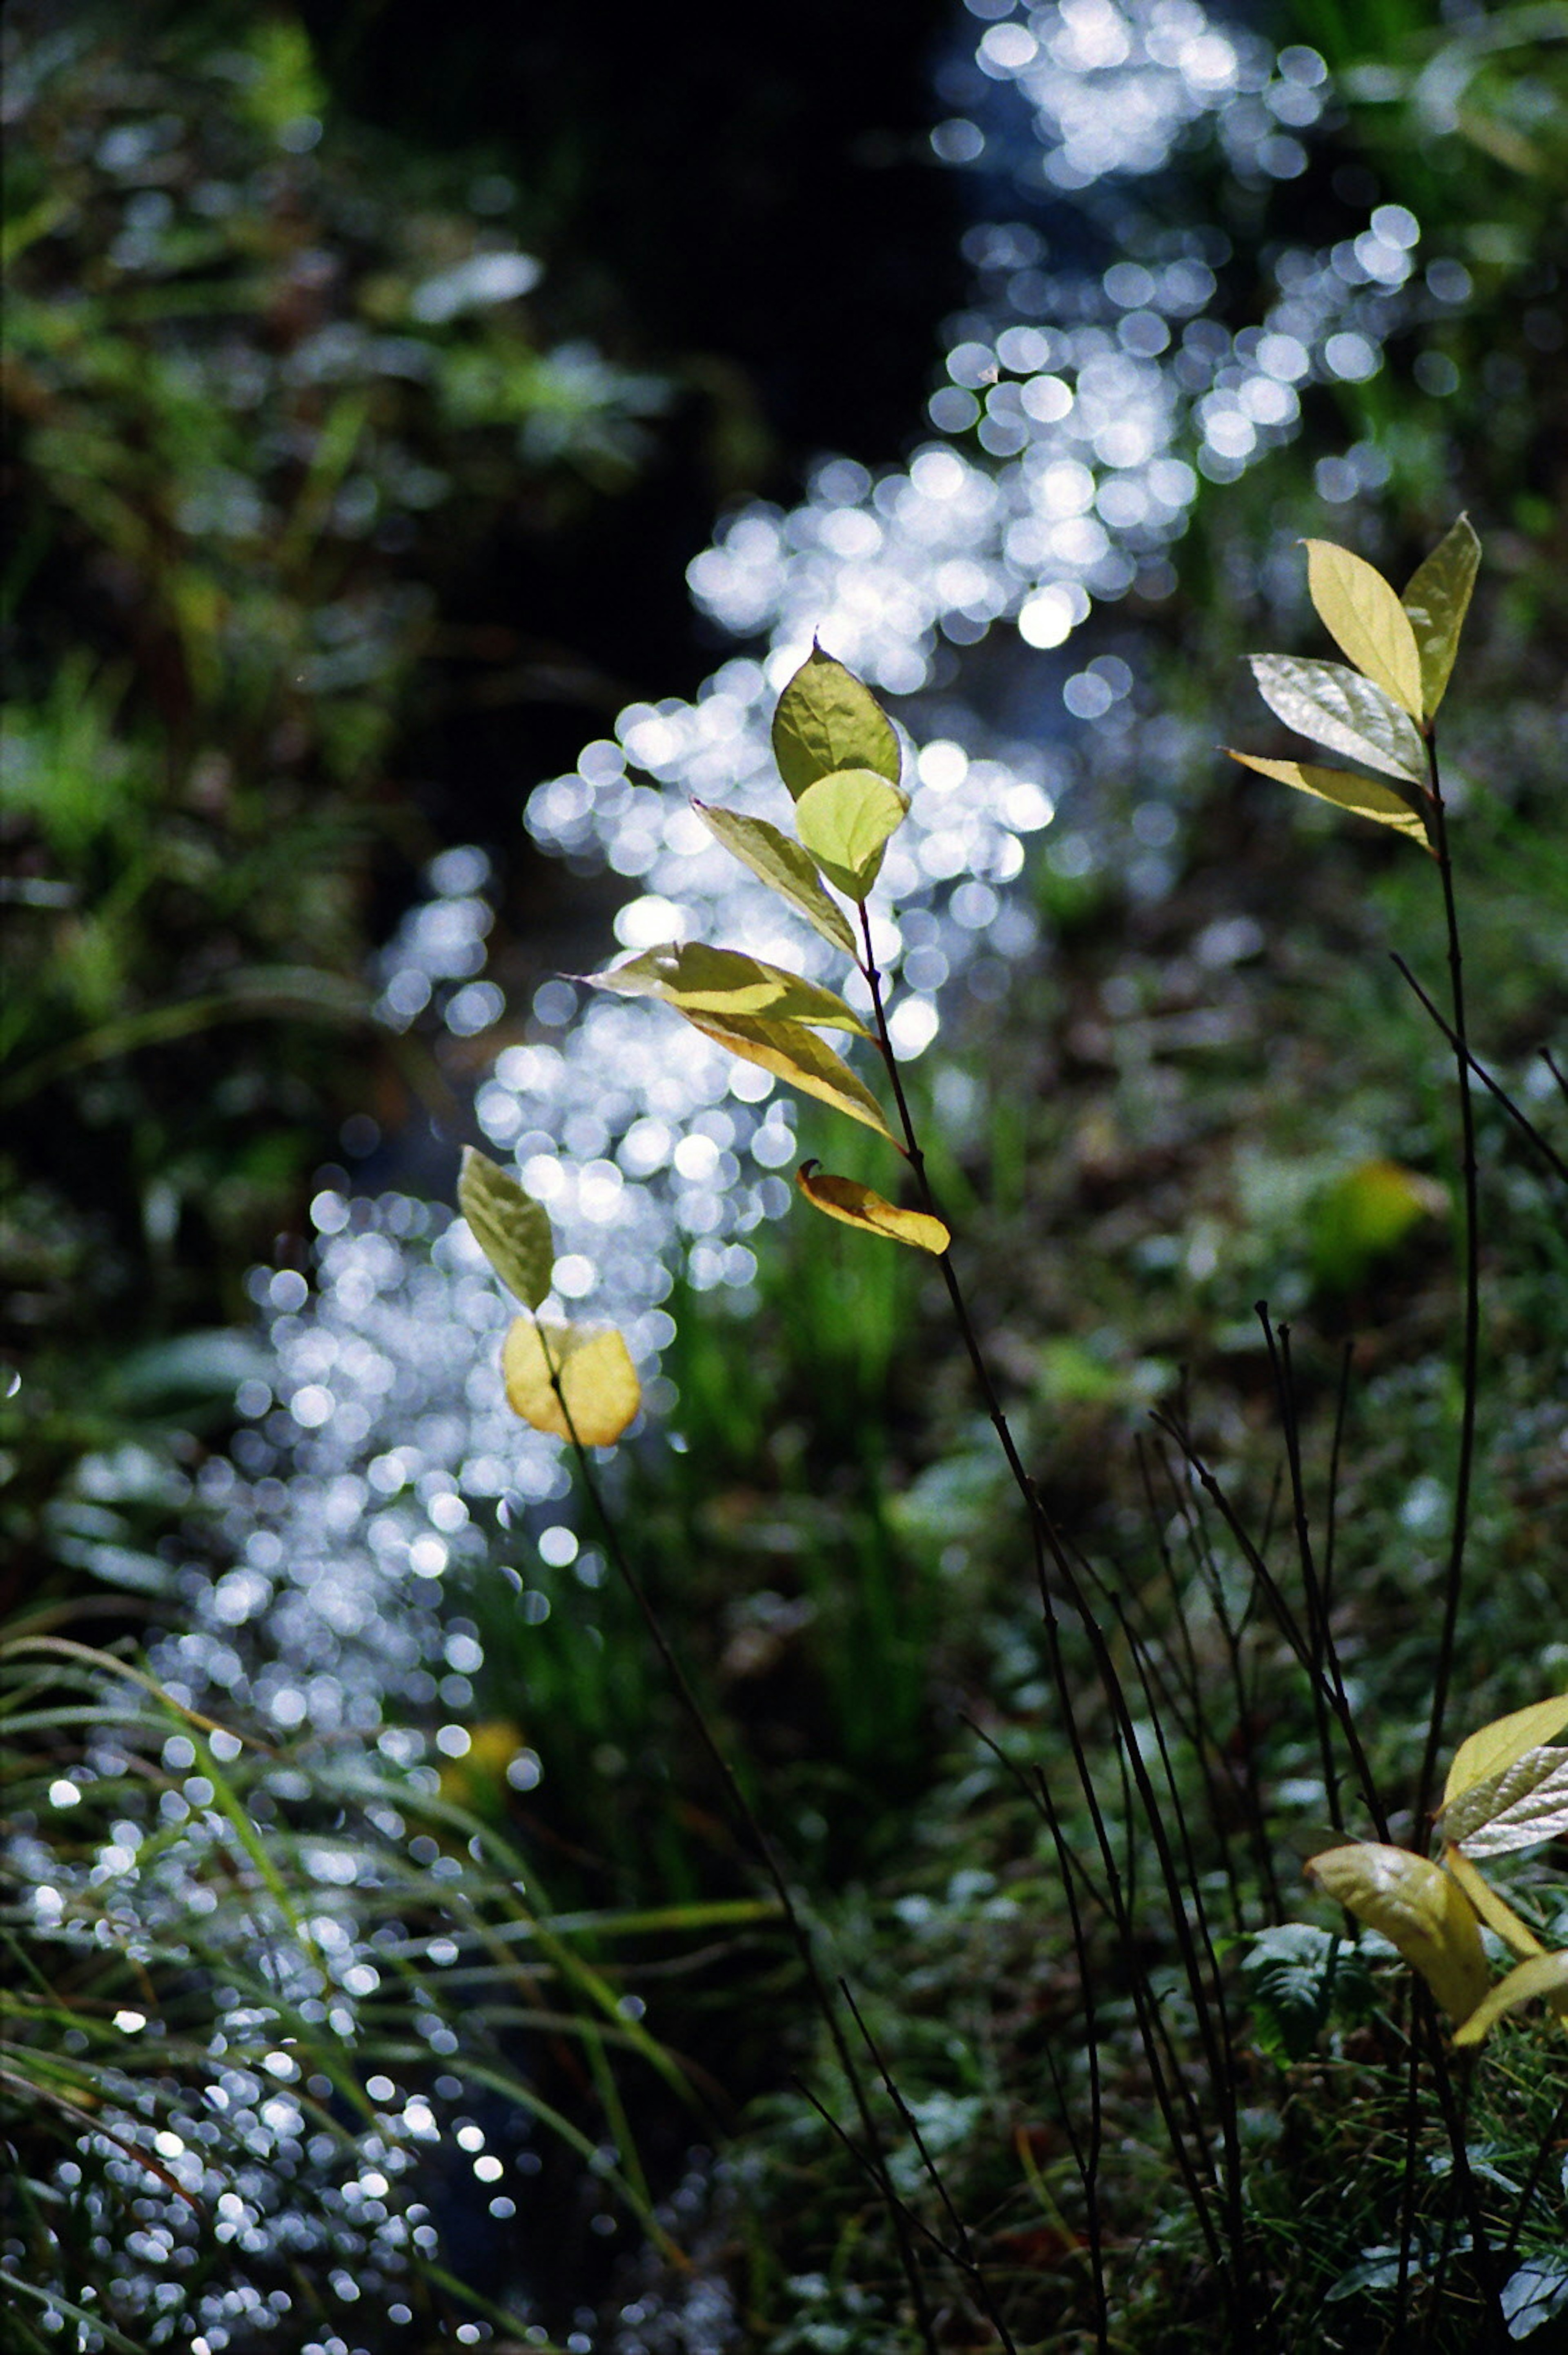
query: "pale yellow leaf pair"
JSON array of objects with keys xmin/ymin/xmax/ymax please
[{"xmin": 1305, "ymin": 520, "xmax": 1480, "ymax": 724}]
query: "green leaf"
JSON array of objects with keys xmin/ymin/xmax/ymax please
[
  {"xmin": 682, "ymin": 1010, "xmax": 896, "ymax": 1142},
  {"xmin": 1307, "ymin": 1156, "xmax": 1448, "ymax": 1289},
  {"xmin": 1247, "ymin": 655, "xmax": 1430, "ymax": 785},
  {"xmin": 1444, "ymin": 1694, "xmax": 1568, "ymax": 1810},
  {"xmin": 502, "ymin": 1318, "xmax": 641, "ymax": 1446},
  {"xmin": 693, "ymin": 801, "xmax": 858, "ymax": 954},
  {"xmin": 794, "ymin": 768, "xmax": 910, "ymax": 902},
  {"xmin": 795, "ymin": 1160, "xmax": 949, "ymax": 1252},
  {"xmin": 1227, "ymin": 750, "xmax": 1431, "ymax": 846},
  {"xmin": 588, "ymin": 941, "xmax": 869, "ymax": 1033},
  {"xmin": 1452, "ymin": 1951, "xmax": 1568, "ymax": 2048},
  {"xmin": 1440, "ymin": 1747, "xmax": 1568, "ymax": 1858},
  {"xmin": 1241, "ymin": 1923, "xmax": 1375, "ymax": 2062},
  {"xmin": 1402, "ymin": 514, "xmax": 1481, "ymax": 720},
  {"xmin": 771, "ymin": 646, "xmax": 901, "ymax": 801},
  {"xmin": 1305, "ymin": 1843, "xmax": 1490, "ymax": 2025},
  {"xmin": 1303, "ymin": 539, "xmax": 1425, "ymax": 721},
  {"xmin": 459, "ymin": 1147, "xmax": 554, "ymax": 1310}
]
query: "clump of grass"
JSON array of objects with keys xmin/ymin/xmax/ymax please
[{"xmin": 2, "ymin": 1609, "xmax": 745, "ymax": 2349}]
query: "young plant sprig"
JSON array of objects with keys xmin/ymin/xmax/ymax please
[
  {"xmin": 1229, "ymin": 519, "xmax": 1485, "ymax": 1838},
  {"xmin": 1305, "ymin": 1692, "xmax": 1568, "ymax": 2045},
  {"xmin": 586, "ymin": 646, "xmax": 952, "ymax": 1257}
]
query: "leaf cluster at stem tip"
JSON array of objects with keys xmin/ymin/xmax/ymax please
[
  {"xmin": 588, "ymin": 648, "xmax": 946, "ymax": 1248},
  {"xmin": 1229, "ymin": 516, "xmax": 1480, "ymax": 851}
]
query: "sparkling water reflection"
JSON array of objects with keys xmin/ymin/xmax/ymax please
[{"xmin": 25, "ymin": 3, "xmax": 1465, "ymax": 2341}]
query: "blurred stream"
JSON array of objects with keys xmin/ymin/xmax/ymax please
[{"xmin": 43, "ymin": 0, "xmax": 1471, "ymax": 2340}]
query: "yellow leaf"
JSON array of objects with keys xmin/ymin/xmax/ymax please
[
  {"xmin": 794, "ymin": 768, "xmax": 910, "ymax": 902},
  {"xmin": 1444, "ymin": 1693, "xmax": 1568, "ymax": 1810},
  {"xmin": 1305, "ymin": 1843, "xmax": 1490, "ymax": 2025},
  {"xmin": 693, "ymin": 802, "xmax": 858, "ymax": 954},
  {"xmin": 684, "ymin": 1010, "xmax": 897, "ymax": 1143},
  {"xmin": 590, "ymin": 940, "xmax": 869, "ymax": 1033},
  {"xmin": 502, "ymin": 1318, "xmax": 641, "ymax": 1446},
  {"xmin": 1303, "ymin": 539, "xmax": 1425, "ymax": 722},
  {"xmin": 1227, "ymin": 749, "xmax": 1431, "ymax": 846},
  {"xmin": 1443, "ymin": 1846, "xmax": 1546, "ymax": 1962},
  {"xmin": 1452, "ymin": 1951, "xmax": 1568, "ymax": 2048},
  {"xmin": 796, "ymin": 1160, "xmax": 950, "ymax": 1253}
]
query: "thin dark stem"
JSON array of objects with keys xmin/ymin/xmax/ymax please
[
  {"xmin": 838, "ymin": 1980, "xmax": 1022, "ymax": 2355},
  {"xmin": 1318, "ymin": 1341, "xmax": 1355, "ymax": 1834},
  {"xmin": 1260, "ymin": 1314, "xmax": 1342, "ymax": 1853},
  {"xmin": 858, "ymin": 907, "xmax": 1247, "ymax": 2320},
  {"xmin": 551, "ymin": 1370, "xmax": 938, "ymax": 2353},
  {"xmin": 1413, "ymin": 737, "xmax": 1483, "ymax": 1837},
  {"xmin": 1390, "ymin": 951, "xmax": 1568, "ymax": 1187},
  {"xmin": 1152, "ymin": 1405, "xmax": 1391, "ymax": 1842},
  {"xmin": 965, "ymin": 1717, "xmax": 1109, "ymax": 2353},
  {"xmin": 1505, "ymin": 2091, "xmax": 1568, "ymax": 2264}
]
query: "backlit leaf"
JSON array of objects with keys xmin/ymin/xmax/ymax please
[
  {"xmin": 693, "ymin": 802, "xmax": 858, "ymax": 954},
  {"xmin": 1444, "ymin": 1693, "xmax": 1568, "ymax": 1810},
  {"xmin": 796, "ymin": 1160, "xmax": 949, "ymax": 1252},
  {"xmin": 1247, "ymin": 655, "xmax": 1429, "ymax": 784},
  {"xmin": 684, "ymin": 1010, "xmax": 897, "ymax": 1142},
  {"xmin": 1305, "ymin": 1843, "xmax": 1490, "ymax": 2025},
  {"xmin": 794, "ymin": 768, "xmax": 909, "ymax": 902},
  {"xmin": 1227, "ymin": 751, "xmax": 1430, "ymax": 846},
  {"xmin": 1440, "ymin": 1747, "xmax": 1568, "ymax": 1858},
  {"xmin": 502, "ymin": 1318, "xmax": 641, "ymax": 1446},
  {"xmin": 459, "ymin": 1147, "xmax": 553, "ymax": 1310},
  {"xmin": 1304, "ymin": 539, "xmax": 1424, "ymax": 720},
  {"xmin": 1452, "ymin": 1951, "xmax": 1568, "ymax": 2048},
  {"xmin": 772, "ymin": 646, "xmax": 901, "ymax": 801},
  {"xmin": 1403, "ymin": 514, "xmax": 1481, "ymax": 719},
  {"xmin": 589, "ymin": 940, "xmax": 868, "ymax": 1033}
]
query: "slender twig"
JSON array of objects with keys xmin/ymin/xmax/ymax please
[
  {"xmin": 1390, "ymin": 952, "xmax": 1568, "ymax": 1187},
  {"xmin": 1152, "ymin": 1406, "xmax": 1391, "ymax": 1842},
  {"xmin": 1259, "ymin": 1313, "xmax": 1350, "ymax": 1844},
  {"xmin": 545, "ymin": 1353, "xmax": 938, "ymax": 2354},
  {"xmin": 1318, "ymin": 1341, "xmax": 1355, "ymax": 1834},
  {"xmin": 965, "ymin": 1717, "xmax": 1109, "ymax": 2351},
  {"xmin": 1505, "ymin": 2090, "xmax": 1568, "ymax": 2265},
  {"xmin": 1413, "ymin": 737, "xmax": 1483, "ymax": 1838},
  {"xmin": 838, "ymin": 1979, "xmax": 1023, "ymax": 2355},
  {"xmin": 857, "ymin": 904, "xmax": 1251, "ymax": 2322}
]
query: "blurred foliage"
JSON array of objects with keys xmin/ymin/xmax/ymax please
[{"xmin": 0, "ymin": 6, "xmax": 690, "ymax": 1602}]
